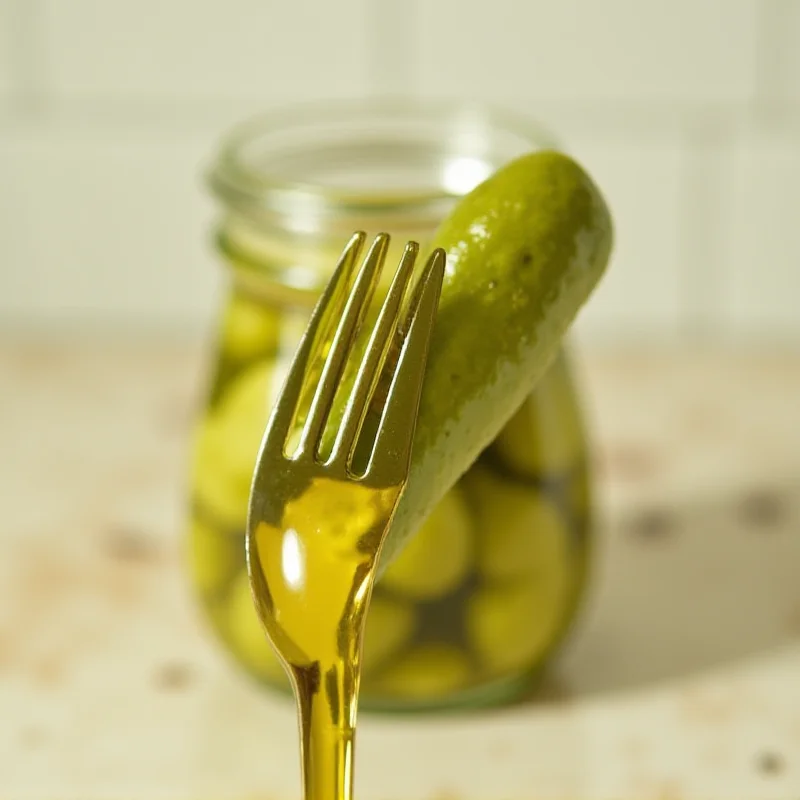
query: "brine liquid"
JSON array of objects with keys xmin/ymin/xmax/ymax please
[
  {"xmin": 188, "ymin": 284, "xmax": 591, "ymax": 798},
  {"xmin": 189, "ymin": 286, "xmax": 591, "ymax": 710}
]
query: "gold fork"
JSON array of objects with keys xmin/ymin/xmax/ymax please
[{"xmin": 245, "ymin": 231, "xmax": 445, "ymax": 800}]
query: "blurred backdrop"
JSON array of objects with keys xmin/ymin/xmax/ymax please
[
  {"xmin": 2, "ymin": 8, "xmax": 800, "ymax": 797},
  {"xmin": 0, "ymin": 0, "xmax": 799, "ymax": 346}
]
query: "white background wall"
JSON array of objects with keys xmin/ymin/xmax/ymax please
[{"xmin": 1, "ymin": 0, "xmax": 799, "ymax": 345}]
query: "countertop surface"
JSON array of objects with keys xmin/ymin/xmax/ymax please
[{"xmin": 1, "ymin": 339, "xmax": 799, "ymax": 800}]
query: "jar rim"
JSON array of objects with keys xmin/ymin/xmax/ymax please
[{"xmin": 207, "ymin": 97, "xmax": 557, "ymax": 237}]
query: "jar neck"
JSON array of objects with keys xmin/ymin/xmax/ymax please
[
  {"xmin": 217, "ymin": 209, "xmax": 444, "ymax": 309},
  {"xmin": 207, "ymin": 101, "xmax": 556, "ymax": 303}
]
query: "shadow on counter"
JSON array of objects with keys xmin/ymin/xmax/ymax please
[{"xmin": 532, "ymin": 478, "xmax": 800, "ymax": 701}]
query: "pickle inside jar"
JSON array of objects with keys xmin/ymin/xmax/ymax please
[
  {"xmin": 367, "ymin": 644, "xmax": 472, "ymax": 699},
  {"xmin": 380, "ymin": 487, "xmax": 475, "ymax": 601},
  {"xmin": 192, "ymin": 357, "xmax": 288, "ymax": 530},
  {"xmin": 462, "ymin": 465, "xmax": 574, "ymax": 675},
  {"xmin": 225, "ymin": 569, "xmax": 288, "ymax": 683},
  {"xmin": 187, "ymin": 515, "xmax": 241, "ymax": 596},
  {"xmin": 220, "ymin": 289, "xmax": 282, "ymax": 363},
  {"xmin": 464, "ymin": 465, "xmax": 571, "ymax": 582},
  {"xmin": 361, "ymin": 595, "xmax": 417, "ymax": 676}
]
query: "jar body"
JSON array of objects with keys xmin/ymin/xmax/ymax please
[
  {"xmin": 190, "ymin": 101, "xmax": 593, "ymax": 710},
  {"xmin": 189, "ymin": 243, "xmax": 592, "ymax": 713}
]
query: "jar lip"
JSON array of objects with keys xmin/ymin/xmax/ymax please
[{"xmin": 207, "ymin": 97, "xmax": 558, "ymax": 235}]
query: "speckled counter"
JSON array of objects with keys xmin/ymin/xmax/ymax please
[{"xmin": 1, "ymin": 338, "xmax": 799, "ymax": 800}]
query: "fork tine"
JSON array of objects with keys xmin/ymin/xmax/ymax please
[
  {"xmin": 297, "ymin": 233, "xmax": 390, "ymax": 457},
  {"xmin": 329, "ymin": 242, "xmax": 419, "ymax": 466},
  {"xmin": 262, "ymin": 231, "xmax": 366, "ymax": 452},
  {"xmin": 367, "ymin": 248, "xmax": 446, "ymax": 483}
]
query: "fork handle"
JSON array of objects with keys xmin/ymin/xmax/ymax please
[{"xmin": 295, "ymin": 662, "xmax": 359, "ymax": 800}]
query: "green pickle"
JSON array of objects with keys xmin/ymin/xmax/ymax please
[
  {"xmin": 490, "ymin": 350, "xmax": 586, "ymax": 478},
  {"xmin": 190, "ymin": 148, "xmax": 608, "ymax": 709}
]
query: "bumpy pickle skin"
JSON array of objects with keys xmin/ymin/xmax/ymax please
[
  {"xmin": 378, "ymin": 150, "xmax": 612, "ymax": 571},
  {"xmin": 380, "ymin": 487, "xmax": 475, "ymax": 600}
]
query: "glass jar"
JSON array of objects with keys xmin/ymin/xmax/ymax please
[{"xmin": 188, "ymin": 100, "xmax": 593, "ymax": 711}]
